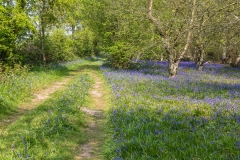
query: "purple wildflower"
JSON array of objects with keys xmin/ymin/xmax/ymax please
[
  {"xmin": 236, "ymin": 115, "xmax": 240, "ymax": 124},
  {"xmin": 236, "ymin": 141, "xmax": 240, "ymax": 149}
]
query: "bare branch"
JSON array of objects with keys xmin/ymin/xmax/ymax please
[
  {"xmin": 178, "ymin": 0, "xmax": 196, "ymax": 61},
  {"xmin": 202, "ymin": 2, "xmax": 239, "ymax": 25},
  {"xmin": 232, "ymin": 13, "xmax": 240, "ymax": 21},
  {"xmin": 147, "ymin": 0, "xmax": 165, "ymax": 37}
]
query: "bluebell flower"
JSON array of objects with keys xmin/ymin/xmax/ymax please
[
  {"xmin": 236, "ymin": 141, "xmax": 240, "ymax": 149},
  {"xmin": 236, "ymin": 115, "xmax": 240, "ymax": 124}
]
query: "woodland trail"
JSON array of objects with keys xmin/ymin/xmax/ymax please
[
  {"xmin": 0, "ymin": 63, "xmax": 109, "ymax": 159},
  {"xmin": 75, "ymin": 68, "xmax": 109, "ymax": 160},
  {"xmin": 0, "ymin": 71, "xmax": 80, "ymax": 130}
]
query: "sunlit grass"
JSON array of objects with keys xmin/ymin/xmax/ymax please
[
  {"xmin": 0, "ymin": 60, "xmax": 88, "ymax": 120},
  {"xmin": 102, "ymin": 62, "xmax": 240, "ymax": 159},
  {"xmin": 0, "ymin": 73, "xmax": 93, "ymax": 159}
]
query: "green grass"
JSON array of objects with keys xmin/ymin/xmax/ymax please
[
  {"xmin": 0, "ymin": 73, "xmax": 93, "ymax": 159},
  {"xmin": 2, "ymin": 60, "xmax": 238, "ymax": 159},
  {"xmin": 0, "ymin": 60, "xmax": 89, "ymax": 120}
]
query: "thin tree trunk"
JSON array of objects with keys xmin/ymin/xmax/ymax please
[
  {"xmin": 197, "ymin": 48, "xmax": 204, "ymax": 71},
  {"xmin": 168, "ymin": 54, "xmax": 180, "ymax": 78},
  {"xmin": 160, "ymin": 45, "xmax": 163, "ymax": 61},
  {"xmin": 41, "ymin": 1, "xmax": 46, "ymax": 66},
  {"xmin": 41, "ymin": 22, "xmax": 46, "ymax": 66},
  {"xmin": 71, "ymin": 25, "xmax": 75, "ymax": 39},
  {"xmin": 160, "ymin": 52, "xmax": 163, "ymax": 61},
  {"xmin": 222, "ymin": 44, "xmax": 227, "ymax": 59}
]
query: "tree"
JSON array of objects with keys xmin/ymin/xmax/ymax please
[
  {"xmin": 147, "ymin": 0, "xmax": 196, "ymax": 77},
  {"xmin": 27, "ymin": 0, "xmax": 61, "ymax": 65},
  {"xmin": 190, "ymin": 0, "xmax": 217, "ymax": 70},
  {"xmin": 48, "ymin": 29, "xmax": 77, "ymax": 61},
  {"xmin": 82, "ymin": 0, "xmax": 161, "ymax": 68},
  {"xmin": 0, "ymin": 0, "xmax": 33, "ymax": 64}
]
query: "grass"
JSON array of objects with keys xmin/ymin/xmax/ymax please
[
  {"xmin": 1, "ymin": 59, "xmax": 239, "ymax": 159},
  {"xmin": 0, "ymin": 59, "xmax": 112, "ymax": 159},
  {"xmin": 102, "ymin": 61, "xmax": 240, "ymax": 159},
  {"xmin": 0, "ymin": 73, "xmax": 93, "ymax": 159},
  {"xmin": 0, "ymin": 60, "xmax": 88, "ymax": 120}
]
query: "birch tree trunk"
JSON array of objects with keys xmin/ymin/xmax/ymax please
[
  {"xmin": 196, "ymin": 47, "xmax": 205, "ymax": 71},
  {"xmin": 168, "ymin": 54, "xmax": 180, "ymax": 77},
  {"xmin": 222, "ymin": 44, "xmax": 227, "ymax": 59}
]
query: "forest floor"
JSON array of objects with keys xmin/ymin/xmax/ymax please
[{"xmin": 0, "ymin": 62, "xmax": 110, "ymax": 159}]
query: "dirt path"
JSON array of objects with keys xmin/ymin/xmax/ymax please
[
  {"xmin": 0, "ymin": 72, "xmax": 79, "ymax": 129},
  {"xmin": 0, "ymin": 64, "xmax": 110, "ymax": 159},
  {"xmin": 75, "ymin": 71, "xmax": 109, "ymax": 160}
]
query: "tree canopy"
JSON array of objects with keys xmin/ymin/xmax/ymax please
[{"xmin": 0, "ymin": 0, "xmax": 239, "ymax": 76}]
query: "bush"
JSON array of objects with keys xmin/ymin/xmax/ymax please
[
  {"xmin": 48, "ymin": 29, "xmax": 77, "ymax": 62},
  {"xmin": 107, "ymin": 41, "xmax": 134, "ymax": 69},
  {"xmin": 74, "ymin": 28, "xmax": 95, "ymax": 57}
]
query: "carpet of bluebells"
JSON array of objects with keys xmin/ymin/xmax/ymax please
[{"xmin": 102, "ymin": 61, "xmax": 240, "ymax": 159}]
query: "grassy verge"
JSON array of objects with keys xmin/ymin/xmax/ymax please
[
  {"xmin": 102, "ymin": 62, "xmax": 240, "ymax": 159},
  {"xmin": 0, "ymin": 60, "xmax": 88, "ymax": 120},
  {"xmin": 0, "ymin": 73, "xmax": 93, "ymax": 159}
]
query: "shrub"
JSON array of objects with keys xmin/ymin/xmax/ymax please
[{"xmin": 107, "ymin": 41, "xmax": 134, "ymax": 69}]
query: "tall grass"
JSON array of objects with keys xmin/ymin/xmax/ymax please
[
  {"xmin": 102, "ymin": 62, "xmax": 240, "ymax": 159},
  {"xmin": 0, "ymin": 73, "xmax": 93, "ymax": 159},
  {"xmin": 0, "ymin": 60, "xmax": 86, "ymax": 120}
]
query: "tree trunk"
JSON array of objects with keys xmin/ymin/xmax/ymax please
[
  {"xmin": 71, "ymin": 25, "xmax": 75, "ymax": 39},
  {"xmin": 168, "ymin": 61, "xmax": 179, "ymax": 78},
  {"xmin": 40, "ymin": 1, "xmax": 46, "ymax": 66},
  {"xmin": 160, "ymin": 45, "xmax": 163, "ymax": 61},
  {"xmin": 41, "ymin": 23, "xmax": 46, "ymax": 66},
  {"xmin": 230, "ymin": 55, "xmax": 240, "ymax": 67},
  {"xmin": 222, "ymin": 44, "xmax": 227, "ymax": 59},
  {"xmin": 197, "ymin": 48, "xmax": 204, "ymax": 71},
  {"xmin": 168, "ymin": 54, "xmax": 180, "ymax": 78}
]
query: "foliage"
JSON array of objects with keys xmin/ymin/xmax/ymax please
[
  {"xmin": 0, "ymin": 2, "xmax": 33, "ymax": 63},
  {"xmin": 48, "ymin": 29, "xmax": 77, "ymax": 62},
  {"xmin": 102, "ymin": 61, "xmax": 240, "ymax": 159},
  {"xmin": 16, "ymin": 37, "xmax": 43, "ymax": 65},
  {"xmin": 82, "ymin": 0, "xmax": 160, "ymax": 68},
  {"xmin": 1, "ymin": 0, "xmax": 240, "ymax": 73},
  {"xmin": 83, "ymin": 0, "xmax": 240, "ymax": 76},
  {"xmin": 17, "ymin": 29, "xmax": 92, "ymax": 65},
  {"xmin": 106, "ymin": 41, "xmax": 134, "ymax": 69},
  {"xmin": 74, "ymin": 27, "xmax": 95, "ymax": 57}
]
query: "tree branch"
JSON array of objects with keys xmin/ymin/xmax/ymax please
[
  {"xmin": 147, "ymin": 0, "xmax": 165, "ymax": 37},
  {"xmin": 178, "ymin": 0, "xmax": 196, "ymax": 61}
]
